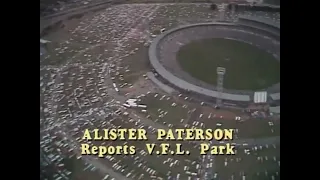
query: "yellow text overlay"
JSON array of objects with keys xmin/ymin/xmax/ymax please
[{"xmin": 80, "ymin": 128, "xmax": 236, "ymax": 156}]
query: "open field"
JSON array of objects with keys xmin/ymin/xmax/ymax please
[
  {"xmin": 177, "ymin": 38, "xmax": 280, "ymax": 90},
  {"xmin": 215, "ymin": 144, "xmax": 280, "ymax": 180},
  {"xmin": 41, "ymin": 3, "xmax": 280, "ymax": 180}
]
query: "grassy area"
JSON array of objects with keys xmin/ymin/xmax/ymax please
[
  {"xmin": 215, "ymin": 144, "xmax": 280, "ymax": 180},
  {"xmin": 201, "ymin": 117, "xmax": 280, "ymax": 139},
  {"xmin": 235, "ymin": 119, "xmax": 280, "ymax": 139},
  {"xmin": 183, "ymin": 107, "xmax": 279, "ymax": 139},
  {"xmin": 177, "ymin": 38, "xmax": 280, "ymax": 90},
  {"xmin": 138, "ymin": 93, "xmax": 279, "ymax": 139},
  {"xmin": 199, "ymin": 116, "xmax": 280, "ymax": 139},
  {"xmin": 63, "ymin": 156, "xmax": 105, "ymax": 180}
]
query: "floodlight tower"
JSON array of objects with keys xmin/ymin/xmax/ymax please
[
  {"xmin": 218, "ymin": 3, "xmax": 226, "ymax": 21},
  {"xmin": 231, "ymin": 3, "xmax": 236, "ymax": 16},
  {"xmin": 216, "ymin": 67, "xmax": 226, "ymax": 107}
]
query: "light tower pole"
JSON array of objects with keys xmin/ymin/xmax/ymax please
[
  {"xmin": 218, "ymin": 3, "xmax": 226, "ymax": 21},
  {"xmin": 232, "ymin": 3, "xmax": 236, "ymax": 13},
  {"xmin": 216, "ymin": 67, "xmax": 226, "ymax": 107}
]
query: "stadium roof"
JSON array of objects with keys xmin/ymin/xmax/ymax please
[
  {"xmin": 238, "ymin": 15, "xmax": 280, "ymax": 29},
  {"xmin": 270, "ymin": 93, "xmax": 280, "ymax": 100}
]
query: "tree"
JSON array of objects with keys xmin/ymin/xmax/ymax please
[
  {"xmin": 234, "ymin": 4, "xmax": 239, "ymax": 11},
  {"xmin": 210, "ymin": 3, "xmax": 217, "ymax": 10}
]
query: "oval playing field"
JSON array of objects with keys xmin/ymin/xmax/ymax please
[{"xmin": 177, "ymin": 38, "xmax": 280, "ymax": 90}]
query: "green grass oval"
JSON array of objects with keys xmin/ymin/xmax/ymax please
[{"xmin": 177, "ymin": 38, "xmax": 280, "ymax": 90}]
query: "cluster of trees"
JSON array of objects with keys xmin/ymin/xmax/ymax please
[{"xmin": 210, "ymin": 3, "xmax": 217, "ymax": 10}]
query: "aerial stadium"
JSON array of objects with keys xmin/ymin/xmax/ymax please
[
  {"xmin": 40, "ymin": 1, "xmax": 280, "ymax": 180},
  {"xmin": 149, "ymin": 15, "xmax": 280, "ymax": 108}
]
